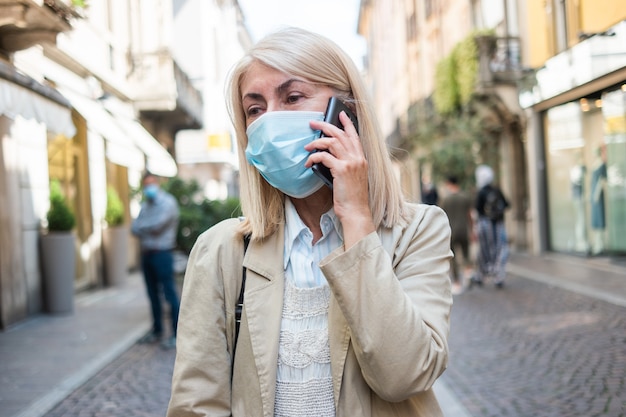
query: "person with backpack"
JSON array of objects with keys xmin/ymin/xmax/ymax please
[{"xmin": 471, "ymin": 164, "xmax": 509, "ymax": 289}]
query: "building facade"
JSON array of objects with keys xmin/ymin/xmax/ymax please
[
  {"xmin": 358, "ymin": 0, "xmax": 528, "ymax": 250},
  {"xmin": 172, "ymin": 0, "xmax": 251, "ymax": 201},
  {"xmin": 520, "ymin": 2, "xmax": 626, "ymax": 256},
  {"xmin": 358, "ymin": 0, "xmax": 625, "ymax": 258},
  {"xmin": 0, "ymin": 0, "xmax": 203, "ymax": 329}
]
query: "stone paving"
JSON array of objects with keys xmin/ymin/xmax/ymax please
[
  {"xmin": 43, "ymin": 342, "xmax": 175, "ymax": 417},
  {"xmin": 440, "ymin": 276, "xmax": 626, "ymax": 417},
  {"xmin": 26, "ymin": 253, "xmax": 626, "ymax": 417}
]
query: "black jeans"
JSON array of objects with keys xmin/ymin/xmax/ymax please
[{"xmin": 141, "ymin": 250, "xmax": 180, "ymax": 337}]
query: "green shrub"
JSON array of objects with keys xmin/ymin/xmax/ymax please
[
  {"xmin": 433, "ymin": 55, "xmax": 459, "ymax": 115},
  {"xmin": 455, "ymin": 36, "xmax": 479, "ymax": 105},
  {"xmin": 105, "ymin": 186, "xmax": 125, "ymax": 226},
  {"xmin": 47, "ymin": 180, "xmax": 76, "ymax": 232},
  {"xmin": 162, "ymin": 177, "xmax": 242, "ymax": 254},
  {"xmin": 433, "ymin": 30, "xmax": 491, "ymax": 114}
]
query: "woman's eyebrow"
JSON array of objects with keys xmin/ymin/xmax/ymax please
[
  {"xmin": 242, "ymin": 92, "xmax": 264, "ymax": 101},
  {"xmin": 276, "ymin": 79, "xmax": 307, "ymax": 95},
  {"xmin": 242, "ymin": 79, "xmax": 308, "ymax": 101}
]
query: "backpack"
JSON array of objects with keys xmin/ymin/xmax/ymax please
[{"xmin": 483, "ymin": 188, "xmax": 506, "ymax": 221}]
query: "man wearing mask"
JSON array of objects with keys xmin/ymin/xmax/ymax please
[{"xmin": 132, "ymin": 172, "xmax": 180, "ymax": 349}]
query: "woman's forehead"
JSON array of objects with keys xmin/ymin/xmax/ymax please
[
  {"xmin": 242, "ymin": 63, "xmax": 295, "ymax": 89},
  {"xmin": 241, "ymin": 65, "xmax": 318, "ymax": 99}
]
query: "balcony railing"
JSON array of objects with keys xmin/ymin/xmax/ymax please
[
  {"xmin": 476, "ymin": 35, "xmax": 525, "ymax": 86},
  {"xmin": 129, "ymin": 50, "xmax": 203, "ymax": 132}
]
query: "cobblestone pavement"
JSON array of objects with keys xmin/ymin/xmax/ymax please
[
  {"xmin": 440, "ymin": 276, "xmax": 626, "ymax": 417},
  {"xmin": 42, "ymin": 342, "xmax": 175, "ymax": 417},
  {"xmin": 41, "ymin": 274, "xmax": 626, "ymax": 417}
]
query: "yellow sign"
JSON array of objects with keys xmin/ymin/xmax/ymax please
[
  {"xmin": 605, "ymin": 116, "xmax": 626, "ymax": 134},
  {"xmin": 207, "ymin": 132, "xmax": 232, "ymax": 151}
]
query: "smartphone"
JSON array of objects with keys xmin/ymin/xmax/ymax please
[{"xmin": 312, "ymin": 97, "xmax": 359, "ymax": 189}]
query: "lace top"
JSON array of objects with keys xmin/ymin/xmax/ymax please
[{"xmin": 275, "ymin": 200, "xmax": 342, "ymax": 417}]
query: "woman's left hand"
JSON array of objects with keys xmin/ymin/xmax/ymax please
[{"xmin": 305, "ymin": 111, "xmax": 376, "ymax": 248}]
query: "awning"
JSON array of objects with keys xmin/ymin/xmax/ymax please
[
  {"xmin": 0, "ymin": 78, "xmax": 76, "ymax": 137},
  {"xmin": 57, "ymin": 87, "xmax": 177, "ymax": 177},
  {"xmin": 111, "ymin": 114, "xmax": 178, "ymax": 178},
  {"xmin": 57, "ymin": 87, "xmax": 145, "ymax": 170}
]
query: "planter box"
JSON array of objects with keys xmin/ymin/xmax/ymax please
[
  {"xmin": 40, "ymin": 232, "xmax": 76, "ymax": 314},
  {"xmin": 102, "ymin": 225, "xmax": 129, "ymax": 286}
]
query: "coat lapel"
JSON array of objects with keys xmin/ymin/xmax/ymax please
[
  {"xmin": 329, "ymin": 294, "xmax": 350, "ymax": 407},
  {"xmin": 242, "ymin": 225, "xmax": 285, "ymax": 413}
]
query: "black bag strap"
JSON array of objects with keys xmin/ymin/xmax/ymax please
[{"xmin": 233, "ymin": 234, "xmax": 250, "ymax": 360}]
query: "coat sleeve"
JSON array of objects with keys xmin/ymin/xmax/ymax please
[
  {"xmin": 167, "ymin": 219, "xmax": 242, "ymax": 417},
  {"xmin": 319, "ymin": 204, "xmax": 453, "ymax": 402}
]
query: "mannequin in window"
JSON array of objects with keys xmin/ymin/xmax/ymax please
[
  {"xmin": 569, "ymin": 151, "xmax": 588, "ymax": 252},
  {"xmin": 590, "ymin": 144, "xmax": 607, "ymax": 254}
]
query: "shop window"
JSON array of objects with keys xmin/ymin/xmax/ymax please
[
  {"xmin": 545, "ymin": 102, "xmax": 588, "ymax": 253},
  {"xmin": 602, "ymin": 87, "xmax": 626, "ymax": 253},
  {"xmin": 544, "ymin": 87, "xmax": 626, "ymax": 255},
  {"xmin": 47, "ymin": 110, "xmax": 93, "ymax": 283}
]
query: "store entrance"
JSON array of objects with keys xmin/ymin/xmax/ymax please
[{"xmin": 544, "ymin": 86, "xmax": 626, "ymax": 256}]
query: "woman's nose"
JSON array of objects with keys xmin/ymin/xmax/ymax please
[{"xmin": 265, "ymin": 100, "xmax": 285, "ymax": 113}]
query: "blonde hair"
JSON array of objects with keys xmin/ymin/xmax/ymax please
[{"xmin": 227, "ymin": 27, "xmax": 409, "ymax": 239}]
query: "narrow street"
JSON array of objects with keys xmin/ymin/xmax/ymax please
[
  {"xmin": 41, "ymin": 272, "xmax": 626, "ymax": 417},
  {"xmin": 441, "ymin": 276, "xmax": 626, "ymax": 417}
]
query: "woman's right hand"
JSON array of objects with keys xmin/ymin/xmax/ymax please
[{"xmin": 306, "ymin": 111, "xmax": 375, "ymax": 249}]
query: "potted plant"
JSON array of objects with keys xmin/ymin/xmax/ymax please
[
  {"xmin": 102, "ymin": 186, "xmax": 129, "ymax": 286},
  {"xmin": 40, "ymin": 179, "xmax": 76, "ymax": 314}
]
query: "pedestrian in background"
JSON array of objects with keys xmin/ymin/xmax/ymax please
[
  {"xmin": 167, "ymin": 27, "xmax": 453, "ymax": 417},
  {"xmin": 471, "ymin": 164, "xmax": 509, "ymax": 289},
  {"xmin": 421, "ymin": 175, "xmax": 439, "ymax": 205},
  {"xmin": 440, "ymin": 175, "xmax": 474, "ymax": 294},
  {"xmin": 131, "ymin": 172, "xmax": 180, "ymax": 349}
]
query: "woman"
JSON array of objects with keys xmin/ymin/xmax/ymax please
[
  {"xmin": 472, "ymin": 164, "xmax": 509, "ymax": 288},
  {"xmin": 167, "ymin": 27, "xmax": 453, "ymax": 417}
]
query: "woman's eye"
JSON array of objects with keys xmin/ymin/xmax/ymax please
[
  {"xmin": 246, "ymin": 106, "xmax": 262, "ymax": 117},
  {"xmin": 286, "ymin": 94, "xmax": 303, "ymax": 104}
]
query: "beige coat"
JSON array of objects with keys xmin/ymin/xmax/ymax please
[{"xmin": 167, "ymin": 203, "xmax": 453, "ymax": 417}]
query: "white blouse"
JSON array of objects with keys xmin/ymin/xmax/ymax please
[{"xmin": 274, "ymin": 199, "xmax": 342, "ymax": 417}]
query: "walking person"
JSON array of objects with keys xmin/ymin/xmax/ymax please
[
  {"xmin": 440, "ymin": 175, "xmax": 474, "ymax": 294},
  {"xmin": 471, "ymin": 164, "xmax": 509, "ymax": 289},
  {"xmin": 421, "ymin": 175, "xmax": 439, "ymax": 205},
  {"xmin": 167, "ymin": 27, "xmax": 453, "ymax": 417},
  {"xmin": 131, "ymin": 172, "xmax": 180, "ymax": 349}
]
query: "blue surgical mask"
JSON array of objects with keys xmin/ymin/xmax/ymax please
[
  {"xmin": 143, "ymin": 184, "xmax": 159, "ymax": 201},
  {"xmin": 245, "ymin": 111, "xmax": 325, "ymax": 198}
]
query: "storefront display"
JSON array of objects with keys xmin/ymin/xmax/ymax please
[{"xmin": 544, "ymin": 86, "xmax": 626, "ymax": 255}]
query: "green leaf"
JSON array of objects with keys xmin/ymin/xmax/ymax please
[
  {"xmin": 105, "ymin": 187, "xmax": 125, "ymax": 226},
  {"xmin": 161, "ymin": 177, "xmax": 242, "ymax": 254},
  {"xmin": 47, "ymin": 180, "xmax": 76, "ymax": 232}
]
